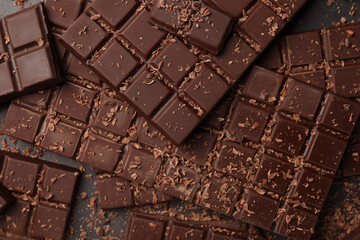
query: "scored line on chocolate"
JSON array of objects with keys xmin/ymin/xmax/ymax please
[{"xmin": 59, "ymin": 0, "xmax": 308, "ymax": 144}]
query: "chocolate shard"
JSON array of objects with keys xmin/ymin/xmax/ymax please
[
  {"xmin": 58, "ymin": 0, "xmax": 308, "ymax": 144},
  {"xmin": 0, "ymin": 3, "xmax": 61, "ymax": 103},
  {"xmin": 0, "ymin": 152, "xmax": 80, "ymax": 240}
]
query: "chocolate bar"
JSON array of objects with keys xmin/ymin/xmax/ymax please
[
  {"xmin": 0, "ymin": 152, "xmax": 80, "ymax": 240},
  {"xmin": 0, "ymin": 185, "xmax": 14, "ymax": 215},
  {"xmin": 96, "ymin": 173, "xmax": 173, "ymax": 209},
  {"xmin": 125, "ymin": 212, "xmax": 264, "ymax": 240},
  {"xmin": 0, "ymin": 0, "xmax": 173, "ymax": 210},
  {"xmin": 111, "ymin": 65, "xmax": 358, "ymax": 239},
  {"xmin": 256, "ymin": 24, "xmax": 360, "ymax": 178},
  {"xmin": 0, "ymin": 3, "xmax": 61, "ymax": 103},
  {"xmin": 59, "ymin": 0, "xmax": 308, "ymax": 144}
]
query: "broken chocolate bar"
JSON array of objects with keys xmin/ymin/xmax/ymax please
[
  {"xmin": 59, "ymin": 0, "xmax": 308, "ymax": 144},
  {"xmin": 0, "ymin": 3, "xmax": 61, "ymax": 103},
  {"xmin": 0, "ymin": 152, "xmax": 80, "ymax": 240}
]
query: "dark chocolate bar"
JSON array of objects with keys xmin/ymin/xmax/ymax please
[
  {"xmin": 125, "ymin": 212, "xmax": 264, "ymax": 240},
  {"xmin": 0, "ymin": 0, "xmax": 173, "ymax": 210},
  {"xmin": 0, "ymin": 3, "xmax": 61, "ymax": 103},
  {"xmin": 256, "ymin": 24, "xmax": 360, "ymax": 178},
  {"xmin": 59, "ymin": 0, "xmax": 308, "ymax": 144},
  {"xmin": 96, "ymin": 173, "xmax": 173, "ymax": 209},
  {"xmin": 111, "ymin": 65, "xmax": 358, "ymax": 240},
  {"xmin": 0, "ymin": 152, "xmax": 80, "ymax": 240}
]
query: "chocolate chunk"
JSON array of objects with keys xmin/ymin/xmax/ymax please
[
  {"xmin": 58, "ymin": 0, "xmax": 307, "ymax": 144},
  {"xmin": 0, "ymin": 153, "xmax": 80, "ymax": 240},
  {"xmin": 0, "ymin": 3, "xmax": 61, "ymax": 103},
  {"xmin": 124, "ymin": 212, "xmax": 264, "ymax": 240}
]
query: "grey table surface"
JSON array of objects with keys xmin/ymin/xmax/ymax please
[{"xmin": 1, "ymin": 0, "xmax": 360, "ymax": 239}]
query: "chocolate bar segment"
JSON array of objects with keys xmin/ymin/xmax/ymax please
[
  {"xmin": 125, "ymin": 212, "xmax": 264, "ymax": 240},
  {"xmin": 0, "ymin": 3, "xmax": 61, "ymax": 103},
  {"xmin": 59, "ymin": 0, "xmax": 308, "ymax": 144},
  {"xmin": 0, "ymin": 153, "xmax": 80, "ymax": 240}
]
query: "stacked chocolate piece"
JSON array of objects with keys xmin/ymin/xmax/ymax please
[{"xmin": 0, "ymin": 0, "xmax": 360, "ymax": 239}]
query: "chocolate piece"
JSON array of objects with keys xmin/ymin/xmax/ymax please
[
  {"xmin": 0, "ymin": 3, "xmax": 61, "ymax": 103},
  {"xmin": 59, "ymin": 0, "xmax": 307, "ymax": 144},
  {"xmin": 96, "ymin": 173, "xmax": 173, "ymax": 209},
  {"xmin": 344, "ymin": 225, "xmax": 360, "ymax": 240},
  {"xmin": 0, "ymin": 153, "xmax": 80, "ymax": 240},
  {"xmin": 149, "ymin": 0, "xmax": 234, "ymax": 54},
  {"xmin": 0, "ymin": 185, "xmax": 14, "ymax": 215},
  {"xmin": 125, "ymin": 212, "xmax": 264, "ymax": 240}
]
